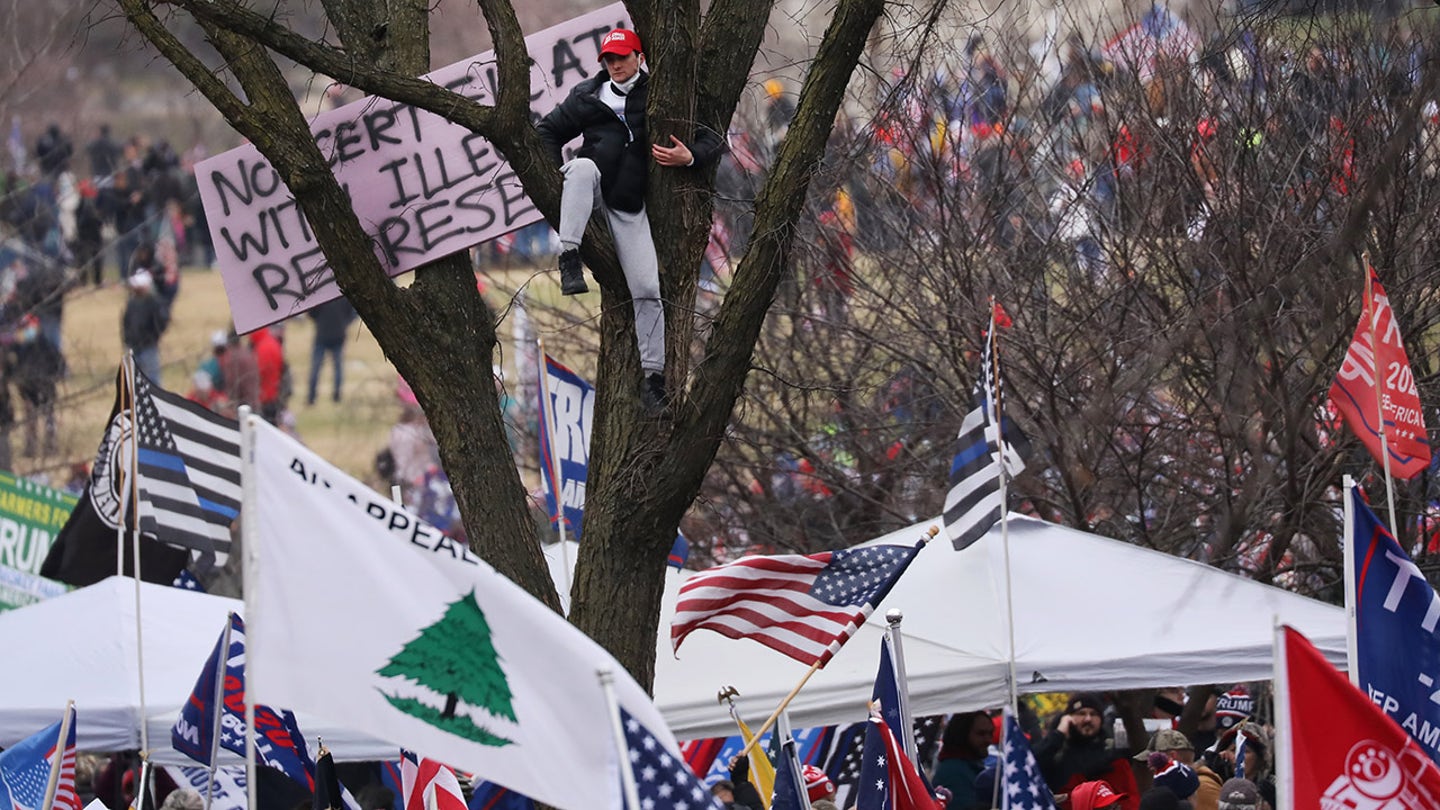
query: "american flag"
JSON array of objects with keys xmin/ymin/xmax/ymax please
[
  {"xmin": 130, "ymin": 369, "xmax": 242, "ymax": 571},
  {"xmin": 0, "ymin": 706, "xmax": 80, "ymax": 810},
  {"xmin": 400, "ymin": 750, "xmax": 466, "ymax": 810},
  {"xmin": 671, "ymin": 543, "xmax": 924, "ymax": 666},
  {"xmin": 944, "ymin": 318, "xmax": 1028, "ymax": 551},
  {"xmin": 1001, "ymin": 711, "xmax": 1055, "ymax": 810},
  {"xmin": 172, "ymin": 569, "xmax": 206, "ymax": 591},
  {"xmin": 618, "ymin": 708, "xmax": 725, "ymax": 810}
]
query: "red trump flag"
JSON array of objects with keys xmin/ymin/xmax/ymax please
[
  {"xmin": 1328, "ymin": 266, "xmax": 1430, "ymax": 479},
  {"xmin": 1277, "ymin": 626, "xmax": 1440, "ymax": 808}
]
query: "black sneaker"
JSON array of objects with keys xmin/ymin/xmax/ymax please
[
  {"xmin": 641, "ymin": 372, "xmax": 669, "ymax": 414},
  {"xmin": 558, "ymin": 249, "xmax": 588, "ymax": 295}
]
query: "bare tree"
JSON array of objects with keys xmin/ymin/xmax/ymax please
[{"xmin": 110, "ymin": 0, "xmax": 890, "ymax": 688}]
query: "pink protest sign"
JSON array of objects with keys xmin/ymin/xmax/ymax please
[{"xmin": 197, "ymin": 4, "xmax": 628, "ymax": 332}]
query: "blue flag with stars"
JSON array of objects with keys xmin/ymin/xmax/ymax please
[
  {"xmin": 1001, "ymin": 712, "xmax": 1055, "ymax": 810},
  {"xmin": 0, "ymin": 711, "xmax": 77, "ymax": 810},
  {"xmin": 771, "ymin": 737, "xmax": 811, "ymax": 810},
  {"xmin": 173, "ymin": 569, "xmax": 205, "ymax": 592},
  {"xmin": 619, "ymin": 707, "xmax": 725, "ymax": 810},
  {"xmin": 856, "ymin": 638, "xmax": 904, "ymax": 810}
]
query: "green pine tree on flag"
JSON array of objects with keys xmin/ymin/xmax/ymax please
[{"xmin": 376, "ymin": 589, "xmax": 516, "ymax": 746}]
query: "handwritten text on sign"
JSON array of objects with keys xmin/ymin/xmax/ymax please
[{"xmin": 197, "ymin": 4, "xmax": 628, "ymax": 333}]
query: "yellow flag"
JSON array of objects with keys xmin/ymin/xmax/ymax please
[{"xmin": 733, "ymin": 715, "xmax": 775, "ymax": 808}]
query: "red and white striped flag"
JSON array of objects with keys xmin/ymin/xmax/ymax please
[
  {"xmin": 671, "ymin": 542, "xmax": 925, "ymax": 666},
  {"xmin": 400, "ymin": 751, "xmax": 467, "ymax": 810}
]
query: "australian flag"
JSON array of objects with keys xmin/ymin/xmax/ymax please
[
  {"xmin": 857, "ymin": 637, "xmax": 915, "ymax": 810},
  {"xmin": 1001, "ymin": 711, "xmax": 1055, "ymax": 810},
  {"xmin": 171, "ymin": 613, "xmax": 318, "ymax": 789},
  {"xmin": 1350, "ymin": 485, "xmax": 1440, "ymax": 763},
  {"xmin": 618, "ymin": 707, "xmax": 724, "ymax": 810}
]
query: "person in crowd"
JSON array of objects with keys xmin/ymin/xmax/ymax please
[
  {"xmin": 1213, "ymin": 778, "xmax": 1260, "ymax": 810},
  {"xmin": 249, "ymin": 325, "xmax": 285, "ymax": 424},
  {"xmin": 121, "ymin": 270, "xmax": 168, "ymax": 383},
  {"xmin": 101, "ymin": 166, "xmax": 147, "ymax": 279},
  {"xmin": 86, "ymin": 124, "xmax": 123, "ymax": 180},
  {"xmin": 934, "ymin": 711, "xmax": 994, "ymax": 809},
  {"xmin": 1067, "ymin": 780, "xmax": 1127, "ymax": 810},
  {"xmin": 803, "ymin": 765, "xmax": 835, "ymax": 805},
  {"xmin": 307, "ymin": 296, "xmax": 356, "ymax": 405},
  {"xmin": 34, "ymin": 124, "xmax": 73, "ymax": 180},
  {"xmin": 186, "ymin": 369, "xmax": 225, "ymax": 411},
  {"xmin": 10, "ymin": 313, "xmax": 62, "ymax": 458},
  {"xmin": 11, "ymin": 253, "xmax": 69, "ymax": 360},
  {"xmin": 390, "ymin": 378, "xmax": 439, "ymax": 508},
  {"xmin": 1137, "ymin": 786, "xmax": 1182, "ymax": 810},
  {"xmin": 536, "ymin": 27, "xmax": 725, "ymax": 413},
  {"xmin": 1144, "ymin": 752, "xmax": 1199, "ymax": 804},
  {"xmin": 1033, "ymin": 693, "xmax": 1139, "ymax": 810},
  {"xmin": 219, "ymin": 330, "xmax": 260, "ymax": 415},
  {"xmin": 710, "ymin": 780, "xmax": 753, "ymax": 810},
  {"xmin": 1206, "ymin": 722, "xmax": 1273, "ymax": 809},
  {"xmin": 199, "ymin": 329, "xmax": 228, "ymax": 393},
  {"xmin": 73, "ymin": 179, "xmax": 106, "ymax": 286},
  {"xmin": 158, "ymin": 789, "xmax": 203, "ymax": 810}
]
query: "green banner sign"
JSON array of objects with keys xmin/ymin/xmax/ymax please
[
  {"xmin": 0, "ymin": 470, "xmax": 78, "ymax": 576},
  {"xmin": 0, "ymin": 564, "xmax": 68, "ymax": 611}
]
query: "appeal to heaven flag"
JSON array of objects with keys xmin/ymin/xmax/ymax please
[
  {"xmin": 1348, "ymin": 486, "xmax": 1440, "ymax": 763},
  {"xmin": 1278, "ymin": 625, "xmax": 1440, "ymax": 807},
  {"xmin": 244, "ymin": 416, "xmax": 674, "ymax": 810},
  {"xmin": 1329, "ymin": 265, "xmax": 1430, "ymax": 479},
  {"xmin": 671, "ymin": 542, "xmax": 924, "ymax": 666}
]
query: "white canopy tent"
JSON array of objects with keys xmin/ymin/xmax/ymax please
[
  {"xmin": 652, "ymin": 514, "xmax": 1348, "ymax": 740},
  {"xmin": 0, "ymin": 576, "xmax": 394, "ymax": 761},
  {"xmin": 2, "ymin": 516, "xmax": 1347, "ymax": 753}
]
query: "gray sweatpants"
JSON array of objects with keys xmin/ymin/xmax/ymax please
[{"xmin": 558, "ymin": 158, "xmax": 665, "ymax": 374}]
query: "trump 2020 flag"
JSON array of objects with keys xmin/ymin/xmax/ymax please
[
  {"xmin": 243, "ymin": 416, "xmax": 674, "ymax": 810},
  {"xmin": 1278, "ymin": 625, "xmax": 1440, "ymax": 807},
  {"xmin": 1348, "ymin": 486, "xmax": 1440, "ymax": 763},
  {"xmin": 0, "ymin": 706, "xmax": 80, "ymax": 810},
  {"xmin": 171, "ymin": 613, "xmax": 319, "ymax": 789},
  {"xmin": 1329, "ymin": 266, "xmax": 1430, "ymax": 479},
  {"xmin": 538, "ymin": 354, "xmax": 687, "ymax": 567}
]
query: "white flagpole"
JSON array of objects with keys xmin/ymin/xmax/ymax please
[
  {"xmin": 1342, "ymin": 476, "xmax": 1359, "ymax": 686},
  {"xmin": 1273, "ymin": 620, "xmax": 1294, "ymax": 810},
  {"xmin": 536, "ymin": 339, "xmax": 572, "ymax": 604},
  {"xmin": 883, "ymin": 610, "xmax": 918, "ymax": 764},
  {"xmin": 988, "ymin": 301, "xmax": 1021, "ymax": 713},
  {"xmin": 39, "ymin": 701, "xmax": 73, "ymax": 810},
  {"xmin": 776, "ymin": 713, "xmax": 812, "ymax": 810},
  {"xmin": 203, "ymin": 615, "xmax": 235, "ymax": 810},
  {"xmin": 597, "ymin": 668, "xmax": 642, "ymax": 810},
  {"xmin": 238, "ymin": 406, "xmax": 259, "ymax": 810},
  {"xmin": 122, "ymin": 353, "xmax": 151, "ymax": 758},
  {"xmin": 1363, "ymin": 265, "xmax": 1400, "ymax": 534}
]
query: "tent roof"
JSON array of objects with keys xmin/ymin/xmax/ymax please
[
  {"xmin": 0, "ymin": 576, "xmax": 393, "ymax": 762},
  {"xmin": 652, "ymin": 514, "xmax": 1347, "ymax": 740}
]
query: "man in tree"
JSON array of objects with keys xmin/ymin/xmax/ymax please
[{"xmin": 536, "ymin": 27, "xmax": 724, "ymax": 413}]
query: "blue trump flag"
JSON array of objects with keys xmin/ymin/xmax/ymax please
[
  {"xmin": 1350, "ymin": 486, "xmax": 1440, "ymax": 763},
  {"xmin": 538, "ymin": 353, "xmax": 687, "ymax": 566},
  {"xmin": 171, "ymin": 613, "xmax": 319, "ymax": 789}
]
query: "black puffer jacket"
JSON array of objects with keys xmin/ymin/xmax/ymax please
[{"xmin": 537, "ymin": 71, "xmax": 723, "ymax": 213}]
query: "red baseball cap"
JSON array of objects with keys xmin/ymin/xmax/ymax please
[
  {"xmin": 598, "ymin": 28, "xmax": 642, "ymax": 60},
  {"xmin": 1067, "ymin": 780, "xmax": 1126, "ymax": 810}
]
